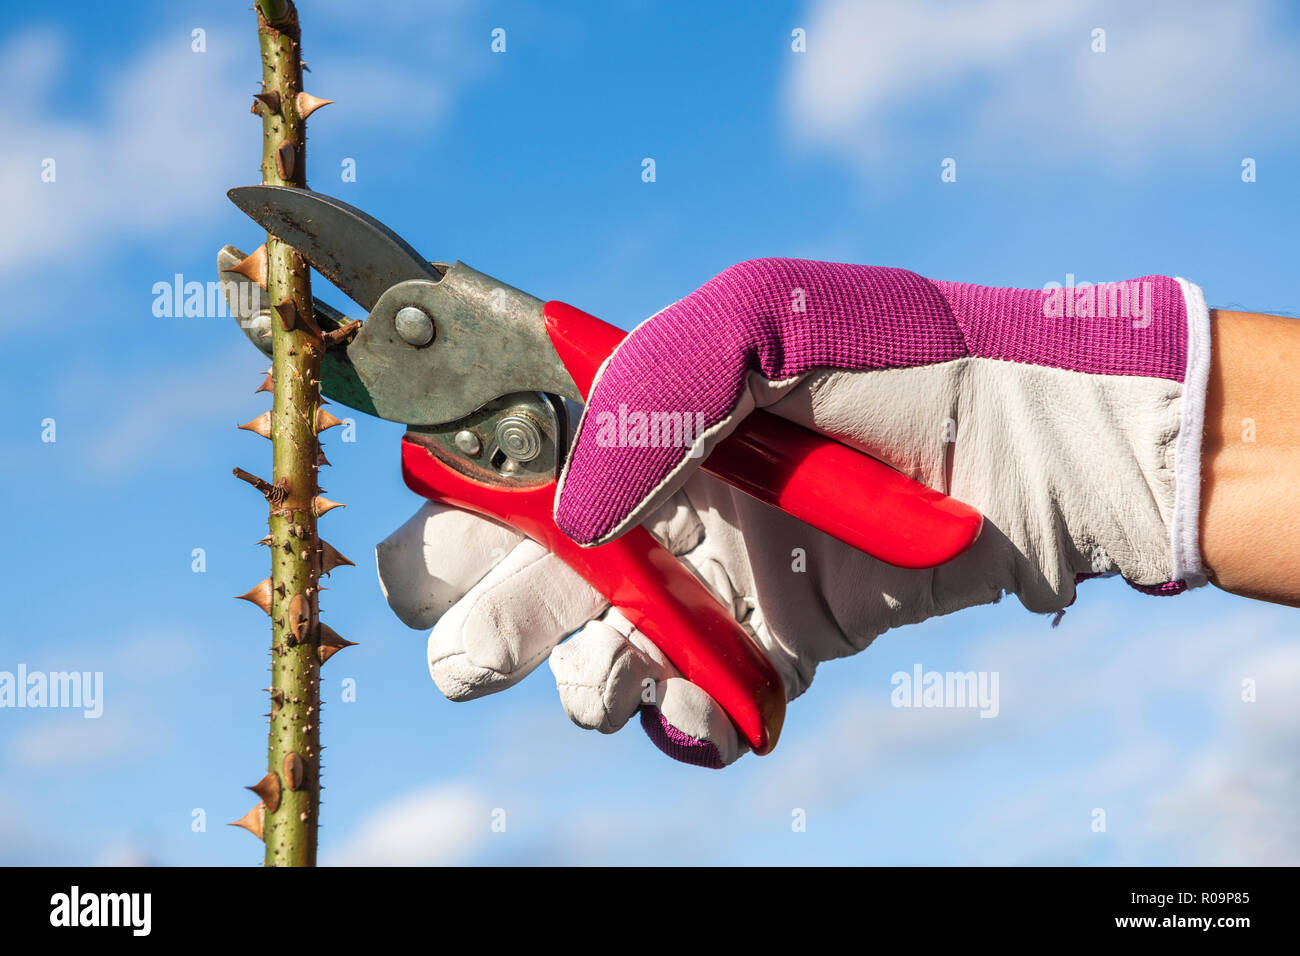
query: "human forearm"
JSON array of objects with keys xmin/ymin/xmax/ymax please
[{"xmin": 1200, "ymin": 309, "xmax": 1300, "ymax": 607}]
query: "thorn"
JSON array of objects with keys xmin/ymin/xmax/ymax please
[
  {"xmin": 320, "ymin": 540, "xmax": 355, "ymax": 573},
  {"xmin": 317, "ymin": 447, "xmax": 331, "ymax": 468},
  {"xmin": 315, "ymin": 408, "xmax": 344, "ymax": 432},
  {"xmin": 254, "ymin": 371, "xmax": 274, "ymax": 394},
  {"xmin": 235, "ymin": 578, "xmax": 274, "ymax": 615},
  {"xmin": 274, "ymin": 297, "xmax": 297, "ymax": 332},
  {"xmin": 229, "ymin": 803, "xmax": 265, "ymax": 841},
  {"xmin": 252, "ymin": 90, "xmax": 281, "ymax": 114},
  {"xmin": 248, "ymin": 772, "xmax": 282, "ymax": 813},
  {"xmin": 255, "ymin": 533, "xmax": 273, "ymax": 547},
  {"xmin": 312, "ymin": 496, "xmax": 345, "ymax": 517},
  {"xmin": 275, "ymin": 141, "xmax": 296, "ymax": 180},
  {"xmin": 287, "ymin": 593, "xmax": 310, "ymax": 645},
  {"xmin": 238, "ymin": 411, "xmax": 272, "ymax": 439},
  {"xmin": 227, "ymin": 244, "xmax": 268, "ymax": 288},
  {"xmin": 318, "ymin": 625, "xmax": 357, "ymax": 664},
  {"xmin": 274, "ymin": 296, "xmax": 322, "ymax": 340},
  {"xmin": 269, "ymin": 689, "xmax": 284, "ymax": 718},
  {"xmin": 283, "ymin": 752, "xmax": 306, "ymax": 792},
  {"xmin": 295, "ymin": 91, "xmax": 334, "ymax": 119}
]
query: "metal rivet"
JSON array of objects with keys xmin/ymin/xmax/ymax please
[
  {"xmin": 394, "ymin": 306, "xmax": 435, "ymax": 347},
  {"xmin": 453, "ymin": 430, "xmax": 481, "ymax": 455},
  {"xmin": 495, "ymin": 416, "xmax": 542, "ymax": 462}
]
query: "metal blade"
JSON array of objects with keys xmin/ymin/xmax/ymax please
[{"xmin": 227, "ymin": 185, "xmax": 441, "ymax": 310}]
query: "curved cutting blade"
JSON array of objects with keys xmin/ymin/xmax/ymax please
[{"xmin": 227, "ymin": 185, "xmax": 441, "ymax": 310}]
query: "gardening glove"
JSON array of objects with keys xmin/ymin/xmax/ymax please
[
  {"xmin": 379, "ymin": 478, "xmax": 883, "ymax": 769},
  {"xmin": 380, "ymin": 259, "xmax": 1213, "ymax": 768}
]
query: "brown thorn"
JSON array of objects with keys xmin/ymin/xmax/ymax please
[
  {"xmin": 252, "ymin": 90, "xmax": 281, "ymax": 114},
  {"xmin": 227, "ymin": 244, "xmax": 268, "ymax": 288},
  {"xmin": 238, "ymin": 411, "xmax": 272, "ymax": 439},
  {"xmin": 229, "ymin": 803, "xmax": 265, "ymax": 841},
  {"xmin": 275, "ymin": 296, "xmax": 322, "ymax": 341},
  {"xmin": 248, "ymin": 772, "xmax": 282, "ymax": 813},
  {"xmin": 283, "ymin": 752, "xmax": 306, "ymax": 792},
  {"xmin": 287, "ymin": 593, "xmax": 310, "ymax": 645},
  {"xmin": 295, "ymin": 91, "xmax": 334, "ymax": 120},
  {"xmin": 254, "ymin": 371, "xmax": 274, "ymax": 394},
  {"xmin": 312, "ymin": 496, "xmax": 345, "ymax": 517},
  {"xmin": 318, "ymin": 625, "xmax": 358, "ymax": 665},
  {"xmin": 274, "ymin": 297, "xmax": 298, "ymax": 332},
  {"xmin": 275, "ymin": 141, "xmax": 296, "ymax": 180},
  {"xmin": 255, "ymin": 533, "xmax": 273, "ymax": 547},
  {"xmin": 320, "ymin": 540, "xmax": 355, "ymax": 573},
  {"xmin": 317, "ymin": 447, "xmax": 331, "ymax": 468},
  {"xmin": 314, "ymin": 408, "xmax": 344, "ymax": 433},
  {"xmin": 235, "ymin": 578, "xmax": 274, "ymax": 615}
]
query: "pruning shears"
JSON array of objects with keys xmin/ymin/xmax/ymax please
[{"xmin": 221, "ymin": 186, "xmax": 983, "ymax": 757}]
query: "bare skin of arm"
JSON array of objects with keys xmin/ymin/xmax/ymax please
[{"xmin": 1200, "ymin": 309, "xmax": 1300, "ymax": 607}]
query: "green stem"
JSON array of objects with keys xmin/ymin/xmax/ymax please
[{"xmin": 257, "ymin": 0, "xmax": 321, "ymax": 868}]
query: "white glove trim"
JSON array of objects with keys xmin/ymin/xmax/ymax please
[{"xmin": 1172, "ymin": 277, "xmax": 1211, "ymax": 588}]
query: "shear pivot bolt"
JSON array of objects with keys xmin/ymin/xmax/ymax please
[
  {"xmin": 453, "ymin": 430, "xmax": 481, "ymax": 455},
  {"xmin": 394, "ymin": 306, "xmax": 435, "ymax": 347},
  {"xmin": 495, "ymin": 416, "xmax": 542, "ymax": 462}
]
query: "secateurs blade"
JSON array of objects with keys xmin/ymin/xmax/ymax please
[{"xmin": 221, "ymin": 185, "xmax": 984, "ymax": 757}]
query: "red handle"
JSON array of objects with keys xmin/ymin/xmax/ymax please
[
  {"xmin": 401, "ymin": 439, "xmax": 786, "ymax": 754},
  {"xmin": 543, "ymin": 301, "xmax": 984, "ymax": 568},
  {"xmin": 400, "ymin": 301, "xmax": 985, "ymax": 757}
]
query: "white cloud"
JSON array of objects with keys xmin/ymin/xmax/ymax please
[
  {"xmin": 308, "ymin": 595, "xmax": 1300, "ymax": 866},
  {"xmin": 784, "ymin": 0, "xmax": 1300, "ymax": 171},
  {"xmin": 740, "ymin": 592, "xmax": 1300, "ymax": 863},
  {"xmin": 325, "ymin": 782, "xmax": 490, "ymax": 866},
  {"xmin": 2, "ymin": 629, "xmax": 201, "ymax": 770},
  {"xmin": 9, "ymin": 709, "xmax": 170, "ymax": 769},
  {"xmin": 1140, "ymin": 642, "xmax": 1300, "ymax": 864},
  {"xmin": 0, "ymin": 27, "xmax": 249, "ymax": 277},
  {"xmin": 0, "ymin": 3, "xmax": 481, "ymax": 283}
]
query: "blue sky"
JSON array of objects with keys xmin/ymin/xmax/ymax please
[{"xmin": 1, "ymin": 0, "xmax": 1298, "ymax": 865}]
